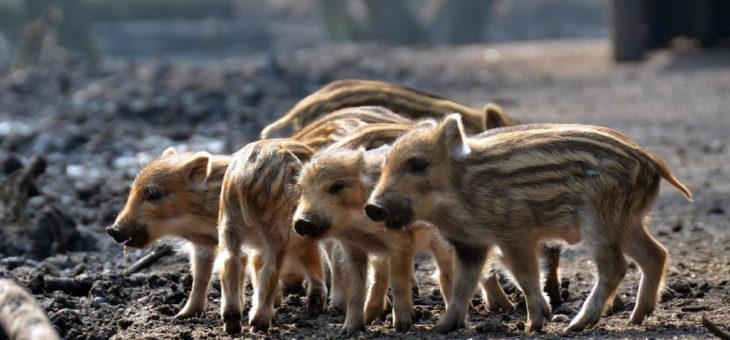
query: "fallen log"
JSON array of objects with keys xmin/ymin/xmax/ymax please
[
  {"xmin": 43, "ymin": 276, "xmax": 92, "ymax": 296},
  {"xmin": 124, "ymin": 244, "xmax": 174, "ymax": 276},
  {"xmin": 703, "ymin": 314, "xmax": 730, "ymax": 340},
  {"xmin": 0, "ymin": 279, "xmax": 59, "ymax": 340}
]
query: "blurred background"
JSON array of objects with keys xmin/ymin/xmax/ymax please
[
  {"xmin": 1, "ymin": 0, "xmax": 727, "ymax": 68},
  {"xmin": 1, "ymin": 1, "xmax": 729, "ymax": 339},
  {"xmin": 1, "ymin": 0, "xmax": 614, "ymax": 66}
]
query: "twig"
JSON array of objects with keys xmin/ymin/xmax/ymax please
[
  {"xmin": 0, "ymin": 279, "xmax": 60, "ymax": 340},
  {"xmin": 702, "ymin": 314, "xmax": 730, "ymax": 340},
  {"xmin": 124, "ymin": 244, "xmax": 174, "ymax": 276}
]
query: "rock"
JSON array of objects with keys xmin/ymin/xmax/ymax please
[
  {"xmin": 0, "ymin": 154, "xmax": 23, "ymax": 175},
  {"xmin": 554, "ymin": 305, "xmax": 574, "ymax": 316},
  {"xmin": 707, "ymin": 206, "xmax": 725, "ymax": 215},
  {"xmin": 680, "ymin": 305, "xmax": 709, "ymax": 312},
  {"xmin": 34, "ymin": 205, "xmax": 87, "ymax": 258},
  {"xmin": 661, "ymin": 288, "xmax": 677, "ymax": 302}
]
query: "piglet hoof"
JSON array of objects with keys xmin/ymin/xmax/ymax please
[
  {"xmin": 526, "ymin": 307, "xmax": 552, "ymax": 332},
  {"xmin": 394, "ymin": 313, "xmax": 413, "ymax": 333},
  {"xmin": 174, "ymin": 307, "xmax": 202, "ymax": 319},
  {"xmin": 364, "ymin": 307, "xmax": 384, "ymax": 325},
  {"xmin": 486, "ymin": 296, "xmax": 516, "ymax": 312},
  {"xmin": 628, "ymin": 306, "xmax": 653, "ymax": 325},
  {"xmin": 526, "ymin": 320, "xmax": 544, "ymax": 332},
  {"xmin": 564, "ymin": 313, "xmax": 599, "ymax": 334},
  {"xmin": 433, "ymin": 314, "xmax": 463, "ymax": 334},
  {"xmin": 249, "ymin": 315, "xmax": 271, "ymax": 333},
  {"xmin": 338, "ymin": 323, "xmax": 365, "ymax": 338},
  {"xmin": 222, "ymin": 311, "xmax": 242, "ymax": 334},
  {"xmin": 307, "ymin": 293, "xmax": 325, "ymax": 317}
]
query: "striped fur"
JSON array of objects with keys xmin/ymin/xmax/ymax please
[
  {"xmin": 260, "ymin": 79, "xmax": 512, "ymax": 138},
  {"xmin": 108, "ymin": 148, "xmax": 231, "ymax": 319},
  {"xmin": 107, "ymin": 108, "xmax": 416, "ymax": 325},
  {"xmin": 293, "ymin": 124, "xmax": 515, "ymax": 335},
  {"xmin": 216, "ymin": 107, "xmax": 434, "ymax": 333},
  {"xmin": 292, "ymin": 106, "xmax": 411, "ymax": 150},
  {"xmin": 368, "ymin": 115, "xmax": 691, "ymax": 334},
  {"xmin": 218, "ymin": 139, "xmax": 326, "ymax": 333}
]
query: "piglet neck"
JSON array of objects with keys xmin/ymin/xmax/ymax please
[{"xmin": 200, "ymin": 155, "xmax": 231, "ymax": 223}]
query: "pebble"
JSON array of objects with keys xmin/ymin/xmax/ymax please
[{"xmin": 552, "ymin": 314, "xmax": 570, "ymax": 323}]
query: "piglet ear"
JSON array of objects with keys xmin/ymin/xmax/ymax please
[
  {"xmin": 186, "ymin": 152, "xmax": 211, "ymax": 187},
  {"xmin": 414, "ymin": 119, "xmax": 438, "ymax": 130},
  {"xmin": 438, "ymin": 114, "xmax": 470, "ymax": 159},
  {"xmin": 161, "ymin": 147, "xmax": 177, "ymax": 157},
  {"xmin": 482, "ymin": 103, "xmax": 511, "ymax": 129}
]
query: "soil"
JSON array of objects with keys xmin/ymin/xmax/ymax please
[{"xmin": 0, "ymin": 39, "xmax": 729, "ymax": 339}]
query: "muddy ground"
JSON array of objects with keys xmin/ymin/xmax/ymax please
[{"xmin": 0, "ymin": 39, "xmax": 729, "ymax": 339}]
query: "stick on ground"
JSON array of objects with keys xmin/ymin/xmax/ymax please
[
  {"xmin": 703, "ymin": 314, "xmax": 730, "ymax": 340},
  {"xmin": 0, "ymin": 279, "xmax": 60, "ymax": 340},
  {"xmin": 124, "ymin": 244, "xmax": 174, "ymax": 276}
]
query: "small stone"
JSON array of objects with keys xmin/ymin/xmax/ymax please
[
  {"xmin": 552, "ymin": 314, "xmax": 570, "ymax": 323},
  {"xmin": 707, "ymin": 206, "xmax": 725, "ymax": 215},
  {"xmin": 91, "ymin": 296, "xmax": 105, "ymax": 307},
  {"xmin": 671, "ymin": 222, "xmax": 683, "ymax": 233},
  {"xmin": 117, "ymin": 318, "xmax": 133, "ymax": 330}
]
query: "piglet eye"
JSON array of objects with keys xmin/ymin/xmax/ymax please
[
  {"xmin": 145, "ymin": 187, "xmax": 164, "ymax": 202},
  {"xmin": 328, "ymin": 181, "xmax": 345, "ymax": 195},
  {"xmin": 407, "ymin": 158, "xmax": 429, "ymax": 174}
]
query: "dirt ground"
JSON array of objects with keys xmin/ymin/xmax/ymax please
[{"xmin": 0, "ymin": 39, "xmax": 729, "ymax": 339}]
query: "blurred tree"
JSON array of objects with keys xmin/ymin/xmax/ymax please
[
  {"xmin": 319, "ymin": 0, "xmax": 494, "ymax": 45},
  {"xmin": 321, "ymin": 0, "xmax": 366, "ymax": 41},
  {"xmin": 432, "ymin": 0, "xmax": 493, "ymax": 44},
  {"xmin": 11, "ymin": 0, "xmax": 99, "ymax": 70},
  {"xmin": 362, "ymin": 0, "xmax": 424, "ymax": 44}
]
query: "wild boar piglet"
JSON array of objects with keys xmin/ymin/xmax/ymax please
[
  {"xmin": 293, "ymin": 123, "xmax": 516, "ymax": 335},
  {"xmin": 105, "ymin": 107, "xmax": 412, "ymax": 324},
  {"xmin": 217, "ymin": 139, "xmax": 327, "ymax": 334},
  {"xmin": 106, "ymin": 148, "xmax": 230, "ymax": 319},
  {"xmin": 106, "ymin": 148, "xmax": 324, "ymax": 322},
  {"xmin": 260, "ymin": 79, "xmax": 512, "ymax": 139},
  {"xmin": 366, "ymin": 115, "xmax": 692, "ymax": 334}
]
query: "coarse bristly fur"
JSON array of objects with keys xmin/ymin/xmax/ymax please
[
  {"xmin": 260, "ymin": 79, "xmax": 512, "ymax": 138},
  {"xmin": 105, "ymin": 107, "xmax": 415, "ymax": 325},
  {"xmin": 293, "ymin": 123, "xmax": 516, "ymax": 335},
  {"xmin": 106, "ymin": 148, "xmax": 230, "ymax": 319},
  {"xmin": 366, "ymin": 114, "xmax": 692, "ymax": 334},
  {"xmin": 217, "ymin": 139, "xmax": 328, "ymax": 334}
]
